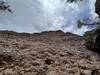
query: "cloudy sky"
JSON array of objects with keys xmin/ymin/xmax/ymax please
[{"xmin": 0, "ymin": 0, "xmax": 97, "ymax": 35}]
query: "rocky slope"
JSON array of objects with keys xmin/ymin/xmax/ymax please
[{"xmin": 0, "ymin": 30, "xmax": 100, "ymax": 75}]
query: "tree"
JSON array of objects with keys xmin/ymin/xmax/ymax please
[
  {"xmin": 77, "ymin": 19, "xmax": 100, "ymax": 29},
  {"xmin": 0, "ymin": 1, "xmax": 12, "ymax": 12},
  {"xmin": 67, "ymin": 0, "xmax": 83, "ymax": 2}
]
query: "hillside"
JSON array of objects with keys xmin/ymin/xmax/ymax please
[{"xmin": 0, "ymin": 30, "xmax": 100, "ymax": 75}]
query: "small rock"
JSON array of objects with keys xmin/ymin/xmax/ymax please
[
  {"xmin": 47, "ymin": 71, "xmax": 58, "ymax": 75},
  {"xmin": 25, "ymin": 67, "xmax": 31, "ymax": 72},
  {"xmin": 81, "ymin": 70, "xmax": 92, "ymax": 75},
  {"xmin": 0, "ymin": 72, "xmax": 3, "ymax": 75},
  {"xmin": 4, "ymin": 69, "xmax": 14, "ymax": 75}
]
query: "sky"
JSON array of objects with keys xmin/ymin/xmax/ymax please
[{"xmin": 0, "ymin": 0, "xmax": 98, "ymax": 35}]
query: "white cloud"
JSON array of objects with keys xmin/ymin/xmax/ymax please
[{"xmin": 0, "ymin": 0, "xmax": 97, "ymax": 35}]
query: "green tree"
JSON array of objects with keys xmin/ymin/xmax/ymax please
[
  {"xmin": 0, "ymin": 1, "xmax": 12, "ymax": 12},
  {"xmin": 77, "ymin": 18, "xmax": 100, "ymax": 29},
  {"xmin": 67, "ymin": 0, "xmax": 83, "ymax": 2}
]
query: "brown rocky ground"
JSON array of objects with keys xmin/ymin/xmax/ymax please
[{"xmin": 0, "ymin": 30, "xmax": 100, "ymax": 75}]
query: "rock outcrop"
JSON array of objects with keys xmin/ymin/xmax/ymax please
[{"xmin": 84, "ymin": 28, "xmax": 100, "ymax": 53}]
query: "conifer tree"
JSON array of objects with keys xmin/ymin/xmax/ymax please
[{"xmin": 0, "ymin": 1, "xmax": 12, "ymax": 12}]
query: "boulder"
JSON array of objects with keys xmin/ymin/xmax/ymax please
[{"xmin": 83, "ymin": 28, "xmax": 100, "ymax": 53}]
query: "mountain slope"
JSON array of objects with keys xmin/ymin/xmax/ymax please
[{"xmin": 0, "ymin": 30, "xmax": 100, "ymax": 75}]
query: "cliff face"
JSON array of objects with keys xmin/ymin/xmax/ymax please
[
  {"xmin": 0, "ymin": 30, "xmax": 100, "ymax": 75},
  {"xmin": 95, "ymin": 0, "xmax": 100, "ymax": 17}
]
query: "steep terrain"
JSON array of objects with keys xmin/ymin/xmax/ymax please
[{"xmin": 0, "ymin": 30, "xmax": 100, "ymax": 75}]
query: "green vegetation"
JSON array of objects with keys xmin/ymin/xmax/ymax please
[
  {"xmin": 77, "ymin": 18, "xmax": 100, "ymax": 29},
  {"xmin": 0, "ymin": 1, "xmax": 12, "ymax": 12},
  {"xmin": 67, "ymin": 0, "xmax": 83, "ymax": 2}
]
